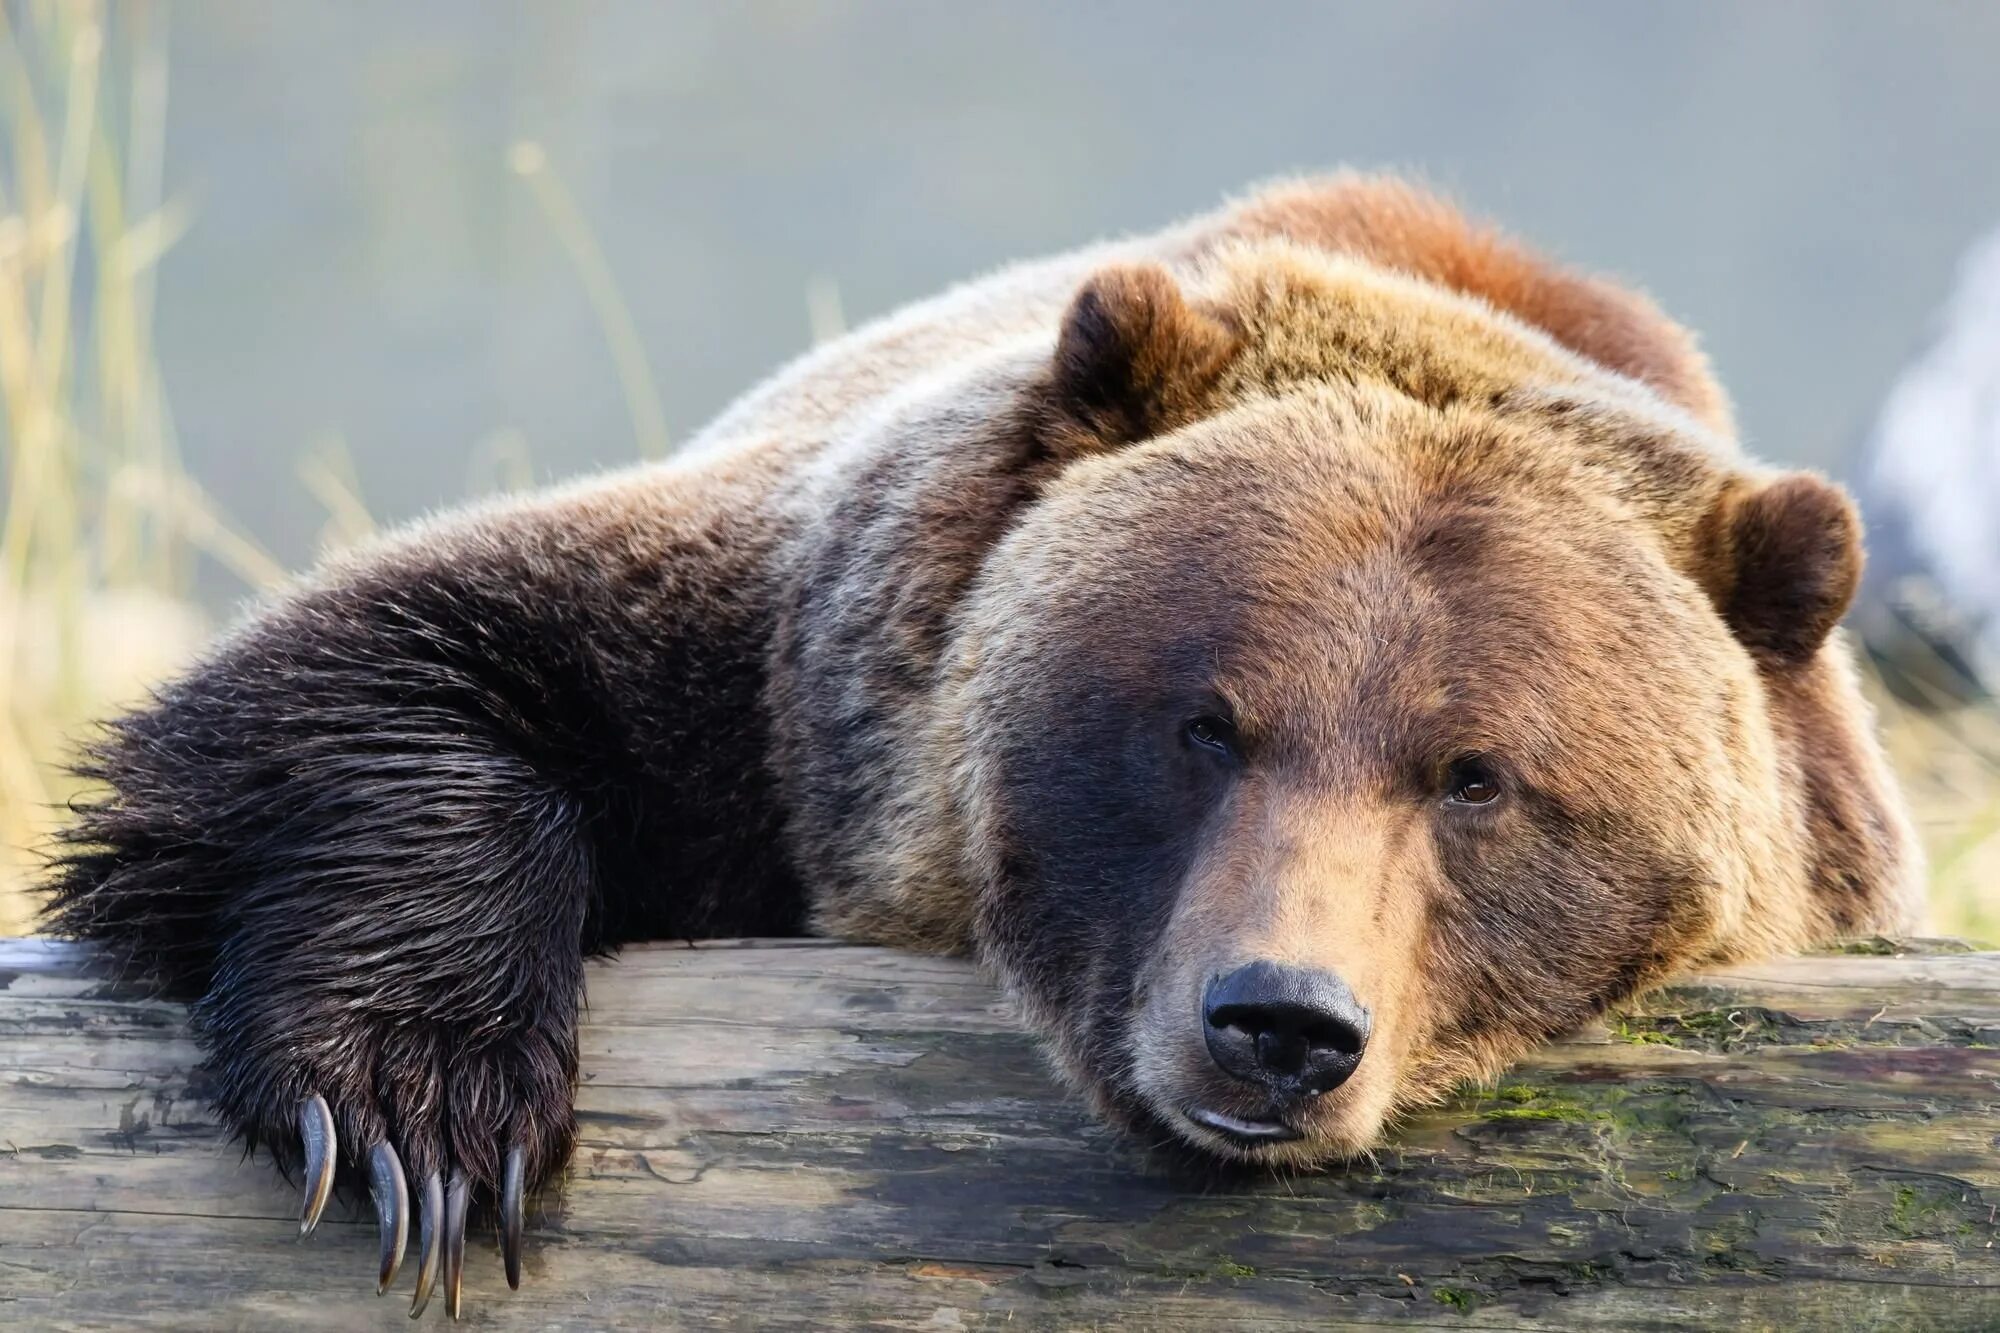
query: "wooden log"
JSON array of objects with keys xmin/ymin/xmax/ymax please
[{"xmin": 2, "ymin": 937, "xmax": 1998, "ymax": 1330}]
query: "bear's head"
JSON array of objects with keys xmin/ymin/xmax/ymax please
[{"xmin": 931, "ymin": 190, "xmax": 1920, "ymax": 1164}]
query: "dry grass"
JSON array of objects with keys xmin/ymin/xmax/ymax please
[
  {"xmin": 1870, "ymin": 674, "xmax": 2000, "ymax": 944},
  {"xmin": 0, "ymin": 2, "xmax": 1994, "ymax": 944},
  {"xmin": 0, "ymin": 0, "xmax": 287, "ymax": 933}
]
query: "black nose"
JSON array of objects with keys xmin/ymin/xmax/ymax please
[{"xmin": 1202, "ymin": 961, "xmax": 1370, "ymax": 1097}]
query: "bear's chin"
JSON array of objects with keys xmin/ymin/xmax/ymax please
[
  {"xmin": 1107, "ymin": 1093, "xmax": 1386, "ymax": 1173},
  {"xmin": 1075, "ymin": 1058, "xmax": 1396, "ymax": 1171}
]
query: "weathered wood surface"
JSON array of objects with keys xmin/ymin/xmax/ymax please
[{"xmin": 3, "ymin": 938, "xmax": 1999, "ymax": 1331}]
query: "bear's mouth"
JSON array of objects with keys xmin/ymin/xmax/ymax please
[{"xmin": 1182, "ymin": 1105, "xmax": 1304, "ymax": 1149}]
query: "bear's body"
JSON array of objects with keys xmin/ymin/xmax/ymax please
[{"xmin": 43, "ymin": 176, "xmax": 1920, "ymax": 1315}]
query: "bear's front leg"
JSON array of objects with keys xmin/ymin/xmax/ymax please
[
  {"xmin": 37, "ymin": 537, "xmax": 706, "ymax": 1318},
  {"xmin": 190, "ymin": 737, "xmax": 590, "ymax": 1316}
]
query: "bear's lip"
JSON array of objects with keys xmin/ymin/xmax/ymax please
[{"xmin": 1183, "ymin": 1105, "xmax": 1304, "ymax": 1147}]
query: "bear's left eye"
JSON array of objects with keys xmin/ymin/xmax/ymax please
[{"xmin": 1184, "ymin": 714, "xmax": 1238, "ymax": 759}]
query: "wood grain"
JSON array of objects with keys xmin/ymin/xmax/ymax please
[{"xmin": 3, "ymin": 937, "xmax": 1997, "ymax": 1330}]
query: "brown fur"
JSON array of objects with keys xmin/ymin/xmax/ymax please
[
  {"xmin": 46, "ymin": 174, "xmax": 1923, "ymax": 1192},
  {"xmin": 770, "ymin": 175, "xmax": 1919, "ymax": 1159},
  {"xmin": 1223, "ymin": 175, "xmax": 1736, "ymax": 434}
]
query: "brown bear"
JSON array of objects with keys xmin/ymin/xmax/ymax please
[{"xmin": 41, "ymin": 174, "xmax": 1922, "ymax": 1317}]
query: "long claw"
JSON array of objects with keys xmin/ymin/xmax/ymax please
[
  {"xmin": 442, "ymin": 1169, "xmax": 470, "ymax": 1320},
  {"xmin": 368, "ymin": 1142, "xmax": 410, "ymax": 1295},
  {"xmin": 297, "ymin": 1095, "xmax": 336, "ymax": 1237},
  {"xmin": 410, "ymin": 1170, "xmax": 443, "ymax": 1318},
  {"xmin": 500, "ymin": 1144, "xmax": 525, "ymax": 1291}
]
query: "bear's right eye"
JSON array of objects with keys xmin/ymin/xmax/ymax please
[
  {"xmin": 1443, "ymin": 754, "xmax": 1505, "ymax": 808},
  {"xmin": 1184, "ymin": 715, "xmax": 1238, "ymax": 758}
]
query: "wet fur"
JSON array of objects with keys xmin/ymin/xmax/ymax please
[{"xmin": 42, "ymin": 175, "xmax": 1920, "ymax": 1203}]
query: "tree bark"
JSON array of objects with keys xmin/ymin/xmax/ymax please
[{"xmin": 2, "ymin": 937, "xmax": 1996, "ymax": 1330}]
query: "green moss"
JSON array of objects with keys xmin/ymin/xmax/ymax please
[
  {"xmin": 1828, "ymin": 937, "xmax": 1901, "ymax": 956},
  {"xmin": 1886, "ymin": 1183, "xmax": 1966, "ymax": 1239},
  {"xmin": 1160, "ymin": 1257, "xmax": 1260, "ymax": 1282},
  {"xmin": 1609, "ymin": 1007, "xmax": 1782, "ymax": 1051},
  {"xmin": 1609, "ymin": 1017, "xmax": 1677, "ymax": 1046},
  {"xmin": 1432, "ymin": 1285, "xmax": 1477, "ymax": 1314},
  {"xmin": 1477, "ymin": 1080, "xmax": 1617, "ymax": 1125},
  {"xmin": 1483, "ymin": 1104, "xmax": 1606, "ymax": 1124},
  {"xmin": 1891, "ymin": 1185, "xmax": 1920, "ymax": 1231}
]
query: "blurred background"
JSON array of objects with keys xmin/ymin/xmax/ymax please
[{"xmin": 3, "ymin": 0, "xmax": 1997, "ymax": 936}]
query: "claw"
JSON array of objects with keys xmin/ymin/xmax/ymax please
[
  {"xmin": 500, "ymin": 1144, "xmax": 525, "ymax": 1290},
  {"xmin": 297, "ymin": 1094, "xmax": 336, "ymax": 1237},
  {"xmin": 442, "ymin": 1168, "xmax": 470, "ymax": 1320},
  {"xmin": 368, "ymin": 1142, "xmax": 410, "ymax": 1295},
  {"xmin": 410, "ymin": 1170, "xmax": 443, "ymax": 1318}
]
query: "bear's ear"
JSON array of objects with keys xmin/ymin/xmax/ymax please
[
  {"xmin": 1701, "ymin": 473, "xmax": 1863, "ymax": 667},
  {"xmin": 1046, "ymin": 263, "xmax": 1239, "ymax": 454}
]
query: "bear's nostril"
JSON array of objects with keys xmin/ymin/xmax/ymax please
[
  {"xmin": 1202, "ymin": 961, "xmax": 1371, "ymax": 1097},
  {"xmin": 1297, "ymin": 1013, "xmax": 1366, "ymax": 1058},
  {"xmin": 1254, "ymin": 1028, "xmax": 1308, "ymax": 1076}
]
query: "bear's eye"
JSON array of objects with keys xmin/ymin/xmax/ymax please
[
  {"xmin": 1443, "ymin": 755, "xmax": 1503, "ymax": 808},
  {"xmin": 1184, "ymin": 714, "xmax": 1238, "ymax": 758}
]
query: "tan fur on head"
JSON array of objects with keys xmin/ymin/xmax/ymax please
[{"xmin": 1223, "ymin": 173, "xmax": 1736, "ymax": 435}]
